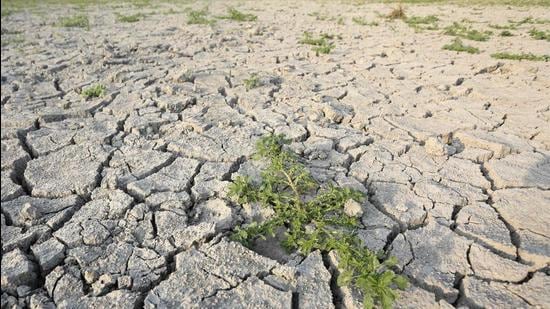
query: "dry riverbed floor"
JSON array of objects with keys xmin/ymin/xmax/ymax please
[{"xmin": 1, "ymin": 1, "xmax": 550, "ymax": 308}]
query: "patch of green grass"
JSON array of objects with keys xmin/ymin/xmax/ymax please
[
  {"xmin": 444, "ymin": 22, "xmax": 491, "ymax": 41},
  {"xmin": 442, "ymin": 38, "xmax": 480, "ymax": 54},
  {"xmin": 528, "ymin": 28, "xmax": 550, "ymax": 41},
  {"xmin": 352, "ymin": 16, "xmax": 379, "ymax": 26},
  {"xmin": 219, "ymin": 7, "xmax": 257, "ymax": 22},
  {"xmin": 115, "ymin": 12, "xmax": 144, "ymax": 23},
  {"xmin": 313, "ymin": 43, "xmax": 335, "ymax": 54},
  {"xmin": 229, "ymin": 134, "xmax": 408, "ymax": 309},
  {"xmin": 405, "ymin": 15, "xmax": 439, "ymax": 31},
  {"xmin": 299, "ymin": 32, "xmax": 336, "ymax": 55},
  {"xmin": 187, "ymin": 8, "xmax": 214, "ymax": 25},
  {"xmin": 489, "ymin": 23, "xmax": 517, "ymax": 30},
  {"xmin": 82, "ymin": 84, "xmax": 106, "ymax": 98},
  {"xmin": 491, "ymin": 52, "xmax": 549, "ymax": 61},
  {"xmin": 500, "ymin": 30, "xmax": 514, "ymax": 36},
  {"xmin": 243, "ymin": 74, "xmax": 261, "ymax": 91},
  {"xmin": 509, "ymin": 16, "xmax": 550, "ymax": 25},
  {"xmin": 56, "ymin": 14, "xmax": 89, "ymax": 29}
]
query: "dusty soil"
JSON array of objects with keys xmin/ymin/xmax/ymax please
[{"xmin": 1, "ymin": 1, "xmax": 549, "ymax": 308}]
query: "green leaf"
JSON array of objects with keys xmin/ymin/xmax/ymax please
[
  {"xmin": 362, "ymin": 294, "xmax": 374, "ymax": 309},
  {"xmin": 337, "ymin": 270, "xmax": 353, "ymax": 287},
  {"xmin": 394, "ymin": 275, "xmax": 409, "ymax": 290}
]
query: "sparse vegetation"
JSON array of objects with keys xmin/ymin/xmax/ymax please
[
  {"xmin": 82, "ymin": 84, "xmax": 106, "ymax": 98},
  {"xmin": 509, "ymin": 16, "xmax": 550, "ymax": 25},
  {"xmin": 56, "ymin": 14, "xmax": 89, "ymax": 29},
  {"xmin": 116, "ymin": 12, "xmax": 144, "ymax": 23},
  {"xmin": 491, "ymin": 52, "xmax": 549, "ymax": 61},
  {"xmin": 405, "ymin": 15, "xmax": 439, "ymax": 30},
  {"xmin": 243, "ymin": 74, "xmax": 261, "ymax": 91},
  {"xmin": 352, "ymin": 16, "xmax": 378, "ymax": 26},
  {"xmin": 442, "ymin": 38, "xmax": 480, "ymax": 54},
  {"xmin": 528, "ymin": 28, "xmax": 550, "ymax": 41},
  {"xmin": 299, "ymin": 32, "xmax": 336, "ymax": 55},
  {"xmin": 489, "ymin": 23, "xmax": 517, "ymax": 30},
  {"xmin": 500, "ymin": 30, "xmax": 514, "ymax": 36},
  {"xmin": 387, "ymin": 5, "xmax": 406, "ymax": 20},
  {"xmin": 219, "ymin": 7, "xmax": 257, "ymax": 22},
  {"xmin": 187, "ymin": 8, "xmax": 214, "ymax": 25},
  {"xmin": 444, "ymin": 22, "xmax": 491, "ymax": 41},
  {"xmin": 229, "ymin": 134, "xmax": 408, "ymax": 309}
]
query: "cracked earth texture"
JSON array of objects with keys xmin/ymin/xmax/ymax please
[{"xmin": 1, "ymin": 1, "xmax": 550, "ymax": 308}]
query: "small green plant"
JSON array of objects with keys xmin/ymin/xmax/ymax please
[
  {"xmin": 229, "ymin": 134, "xmax": 407, "ymax": 309},
  {"xmin": 313, "ymin": 43, "xmax": 335, "ymax": 54},
  {"xmin": 57, "ymin": 15, "xmax": 89, "ymax": 29},
  {"xmin": 299, "ymin": 32, "xmax": 336, "ymax": 55},
  {"xmin": 243, "ymin": 74, "xmax": 261, "ymax": 91},
  {"xmin": 500, "ymin": 30, "xmax": 514, "ymax": 37},
  {"xmin": 528, "ymin": 28, "xmax": 550, "ymax": 41},
  {"xmin": 187, "ymin": 8, "xmax": 214, "ymax": 25},
  {"xmin": 509, "ymin": 16, "xmax": 550, "ymax": 25},
  {"xmin": 444, "ymin": 22, "xmax": 491, "ymax": 41},
  {"xmin": 405, "ymin": 15, "xmax": 439, "ymax": 31},
  {"xmin": 82, "ymin": 84, "xmax": 106, "ymax": 98},
  {"xmin": 220, "ymin": 7, "xmax": 257, "ymax": 22},
  {"xmin": 386, "ymin": 5, "xmax": 406, "ymax": 20},
  {"xmin": 352, "ymin": 17, "xmax": 378, "ymax": 26},
  {"xmin": 116, "ymin": 13, "xmax": 144, "ymax": 23},
  {"xmin": 489, "ymin": 23, "xmax": 517, "ymax": 30},
  {"xmin": 442, "ymin": 38, "xmax": 480, "ymax": 54},
  {"xmin": 491, "ymin": 52, "xmax": 549, "ymax": 61}
]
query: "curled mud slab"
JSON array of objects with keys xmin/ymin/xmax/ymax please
[{"xmin": 1, "ymin": 1, "xmax": 549, "ymax": 308}]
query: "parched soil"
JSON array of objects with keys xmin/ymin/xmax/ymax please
[{"xmin": 1, "ymin": 1, "xmax": 549, "ymax": 308}]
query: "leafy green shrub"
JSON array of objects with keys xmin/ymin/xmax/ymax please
[
  {"xmin": 220, "ymin": 7, "xmax": 257, "ymax": 22},
  {"xmin": 229, "ymin": 134, "xmax": 408, "ymax": 309},
  {"xmin": 82, "ymin": 84, "xmax": 106, "ymax": 98},
  {"xmin": 442, "ymin": 38, "xmax": 480, "ymax": 54},
  {"xmin": 444, "ymin": 22, "xmax": 491, "ymax": 41},
  {"xmin": 57, "ymin": 15, "xmax": 89, "ymax": 29},
  {"xmin": 491, "ymin": 52, "xmax": 549, "ymax": 61}
]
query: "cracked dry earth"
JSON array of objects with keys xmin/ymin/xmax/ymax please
[{"xmin": 1, "ymin": 1, "xmax": 550, "ymax": 308}]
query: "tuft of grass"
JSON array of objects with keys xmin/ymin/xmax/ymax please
[
  {"xmin": 116, "ymin": 12, "xmax": 144, "ymax": 23},
  {"xmin": 509, "ymin": 16, "xmax": 550, "ymax": 25},
  {"xmin": 56, "ymin": 14, "xmax": 89, "ymax": 29},
  {"xmin": 489, "ymin": 23, "xmax": 517, "ymax": 30},
  {"xmin": 442, "ymin": 38, "xmax": 480, "ymax": 54},
  {"xmin": 405, "ymin": 15, "xmax": 439, "ymax": 31},
  {"xmin": 387, "ymin": 5, "xmax": 406, "ymax": 20},
  {"xmin": 528, "ymin": 28, "xmax": 550, "ymax": 41},
  {"xmin": 229, "ymin": 134, "xmax": 408, "ymax": 309},
  {"xmin": 491, "ymin": 52, "xmax": 549, "ymax": 61},
  {"xmin": 299, "ymin": 32, "xmax": 336, "ymax": 55},
  {"xmin": 352, "ymin": 16, "xmax": 378, "ymax": 26},
  {"xmin": 500, "ymin": 30, "xmax": 514, "ymax": 37},
  {"xmin": 219, "ymin": 7, "xmax": 257, "ymax": 22},
  {"xmin": 243, "ymin": 74, "xmax": 261, "ymax": 91},
  {"xmin": 187, "ymin": 8, "xmax": 214, "ymax": 25},
  {"xmin": 82, "ymin": 84, "xmax": 106, "ymax": 99},
  {"xmin": 444, "ymin": 22, "xmax": 491, "ymax": 41}
]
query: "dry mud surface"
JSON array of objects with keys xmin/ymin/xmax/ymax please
[{"xmin": 1, "ymin": 1, "xmax": 550, "ymax": 308}]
